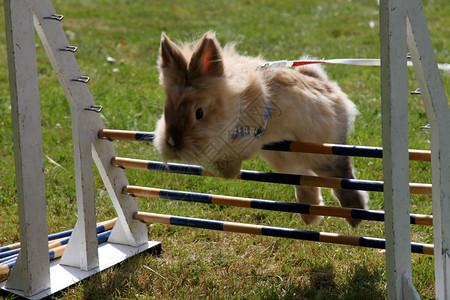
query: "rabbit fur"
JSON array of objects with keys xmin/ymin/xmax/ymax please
[{"xmin": 155, "ymin": 31, "xmax": 368, "ymax": 227}]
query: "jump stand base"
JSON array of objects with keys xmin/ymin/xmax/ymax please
[{"xmin": 0, "ymin": 241, "xmax": 162, "ymax": 299}]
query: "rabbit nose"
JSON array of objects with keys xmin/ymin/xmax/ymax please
[
  {"xmin": 166, "ymin": 132, "xmax": 181, "ymax": 148},
  {"xmin": 167, "ymin": 136, "xmax": 175, "ymax": 146},
  {"xmin": 167, "ymin": 136, "xmax": 176, "ymax": 147}
]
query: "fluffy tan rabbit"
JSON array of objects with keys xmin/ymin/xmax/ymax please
[{"xmin": 154, "ymin": 31, "xmax": 368, "ymax": 227}]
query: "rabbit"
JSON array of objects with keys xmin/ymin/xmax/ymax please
[{"xmin": 154, "ymin": 31, "xmax": 368, "ymax": 227}]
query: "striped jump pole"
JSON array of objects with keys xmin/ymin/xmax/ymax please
[
  {"xmin": 46, "ymin": 217, "xmax": 117, "ymax": 242},
  {"xmin": 0, "ymin": 230, "xmax": 112, "ymax": 277},
  {"xmin": 124, "ymin": 186, "xmax": 433, "ymax": 226},
  {"xmin": 0, "ymin": 238, "xmax": 72, "ymax": 268},
  {"xmin": 99, "ymin": 129, "xmax": 155, "ymax": 142},
  {"xmin": 133, "ymin": 212, "xmax": 434, "ymax": 255},
  {"xmin": 98, "ymin": 129, "xmax": 431, "ymax": 162},
  {"xmin": 0, "ymin": 218, "xmax": 117, "ymax": 265},
  {"xmin": 0, "ymin": 238, "xmax": 69, "ymax": 266},
  {"xmin": 262, "ymin": 141, "xmax": 431, "ymax": 162},
  {"xmin": 0, "ymin": 242, "xmax": 21, "ymax": 255},
  {"xmin": 111, "ymin": 157, "xmax": 432, "ymax": 195},
  {"xmin": 0, "ymin": 218, "xmax": 117, "ymax": 254}
]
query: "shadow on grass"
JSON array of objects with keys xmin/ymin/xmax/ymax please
[
  {"xmin": 68, "ymin": 259, "xmax": 385, "ymax": 300},
  {"xmin": 254, "ymin": 262, "xmax": 385, "ymax": 300},
  {"xmin": 276, "ymin": 262, "xmax": 385, "ymax": 300}
]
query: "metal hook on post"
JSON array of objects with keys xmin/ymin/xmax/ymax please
[
  {"xmin": 411, "ymin": 88, "xmax": 421, "ymax": 95},
  {"xmin": 44, "ymin": 14, "xmax": 64, "ymax": 21},
  {"xmin": 84, "ymin": 105, "xmax": 103, "ymax": 113},
  {"xmin": 420, "ymin": 124, "xmax": 430, "ymax": 131},
  {"xmin": 59, "ymin": 46, "xmax": 78, "ymax": 53},
  {"xmin": 72, "ymin": 76, "xmax": 90, "ymax": 84}
]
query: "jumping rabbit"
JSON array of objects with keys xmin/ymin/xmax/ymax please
[{"xmin": 154, "ymin": 32, "xmax": 368, "ymax": 227}]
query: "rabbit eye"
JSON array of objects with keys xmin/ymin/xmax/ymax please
[{"xmin": 195, "ymin": 108, "xmax": 204, "ymax": 120}]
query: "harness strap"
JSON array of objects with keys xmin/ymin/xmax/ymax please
[{"xmin": 230, "ymin": 100, "xmax": 271, "ymax": 139}]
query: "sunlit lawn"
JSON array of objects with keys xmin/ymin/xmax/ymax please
[{"xmin": 0, "ymin": 0, "xmax": 449, "ymax": 298}]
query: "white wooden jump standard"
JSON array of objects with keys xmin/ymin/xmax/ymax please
[
  {"xmin": 3, "ymin": 0, "xmax": 50, "ymax": 296},
  {"xmin": 379, "ymin": 0, "xmax": 414, "ymax": 298},
  {"xmin": 1, "ymin": 0, "xmax": 160, "ymax": 298},
  {"xmin": 406, "ymin": 0, "xmax": 450, "ymax": 298},
  {"xmin": 381, "ymin": 0, "xmax": 450, "ymax": 298},
  {"xmin": 1, "ymin": 0, "xmax": 448, "ymax": 299}
]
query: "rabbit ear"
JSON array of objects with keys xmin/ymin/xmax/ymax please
[
  {"xmin": 159, "ymin": 33, "xmax": 188, "ymax": 76},
  {"xmin": 188, "ymin": 33, "xmax": 224, "ymax": 80}
]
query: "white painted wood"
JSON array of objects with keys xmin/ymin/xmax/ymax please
[
  {"xmin": 92, "ymin": 139, "xmax": 149, "ymax": 246},
  {"xmin": 0, "ymin": 241, "xmax": 161, "ymax": 300},
  {"xmin": 3, "ymin": 0, "xmax": 50, "ymax": 296},
  {"xmin": 30, "ymin": 0, "xmax": 98, "ymax": 271},
  {"xmin": 31, "ymin": 0, "xmax": 147, "ymax": 249},
  {"xmin": 3, "ymin": 0, "xmax": 150, "ymax": 296},
  {"xmin": 379, "ymin": 0, "xmax": 414, "ymax": 299},
  {"xmin": 406, "ymin": 1, "xmax": 450, "ymax": 298},
  {"xmin": 402, "ymin": 273, "xmax": 421, "ymax": 300}
]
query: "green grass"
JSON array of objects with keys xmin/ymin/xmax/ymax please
[{"xmin": 0, "ymin": 0, "xmax": 449, "ymax": 298}]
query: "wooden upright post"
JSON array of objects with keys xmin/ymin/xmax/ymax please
[
  {"xmin": 30, "ymin": 0, "xmax": 149, "ymax": 253},
  {"xmin": 2, "ymin": 0, "xmax": 157, "ymax": 298},
  {"xmin": 406, "ymin": 0, "xmax": 450, "ymax": 298},
  {"xmin": 32, "ymin": 0, "xmax": 99, "ymax": 271},
  {"xmin": 4, "ymin": 0, "xmax": 50, "ymax": 296},
  {"xmin": 380, "ymin": 0, "xmax": 450, "ymax": 298},
  {"xmin": 379, "ymin": 0, "xmax": 418, "ymax": 298}
]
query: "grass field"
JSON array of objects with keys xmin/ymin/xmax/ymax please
[{"xmin": 0, "ymin": 0, "xmax": 449, "ymax": 299}]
